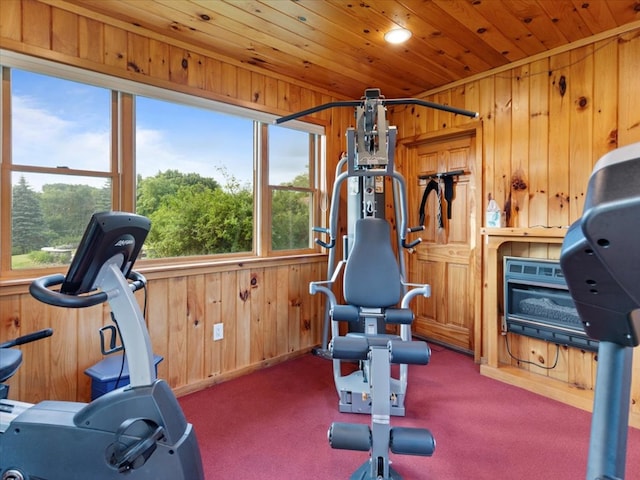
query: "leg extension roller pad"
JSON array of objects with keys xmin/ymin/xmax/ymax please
[
  {"xmin": 390, "ymin": 427, "xmax": 436, "ymax": 456},
  {"xmin": 331, "ymin": 336, "xmax": 370, "ymax": 360},
  {"xmin": 388, "ymin": 340, "xmax": 431, "ymax": 365},
  {"xmin": 328, "ymin": 422, "xmax": 372, "ymax": 451}
]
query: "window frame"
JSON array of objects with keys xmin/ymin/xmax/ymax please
[
  {"xmin": 261, "ymin": 122, "xmax": 322, "ymax": 256},
  {"xmin": 0, "ymin": 50, "xmax": 326, "ymax": 280}
]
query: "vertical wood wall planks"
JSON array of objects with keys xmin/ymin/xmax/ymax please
[
  {"xmin": 478, "ymin": 76, "xmax": 495, "ymax": 225},
  {"xmin": 236, "ymin": 68, "xmax": 252, "ymax": 103},
  {"xmin": 547, "ymin": 52, "xmax": 571, "ymax": 227},
  {"xmin": 592, "ymin": 38, "xmax": 618, "ymax": 161},
  {"xmin": 204, "ymin": 272, "xmax": 222, "ymax": 378},
  {"xmin": 78, "ymin": 16, "xmax": 103, "ymax": 63},
  {"xmin": 21, "ymin": 0, "xmax": 50, "ymax": 49},
  {"xmin": 493, "ymin": 72, "xmax": 512, "ymax": 225},
  {"xmin": 127, "ymin": 32, "xmax": 150, "ymax": 76},
  {"xmin": 168, "ymin": 45, "xmax": 189, "ymax": 86},
  {"xmin": 146, "ymin": 278, "xmax": 168, "ymax": 379},
  {"xmin": 528, "ymin": 58, "xmax": 550, "ymax": 228},
  {"xmin": 249, "ymin": 268, "xmax": 265, "ymax": 364},
  {"xmin": 287, "ymin": 264, "xmax": 301, "ymax": 353},
  {"xmin": 149, "ymin": 38, "xmax": 170, "ymax": 81},
  {"xmin": 220, "ymin": 271, "xmax": 237, "ymax": 373},
  {"xmin": 186, "ymin": 274, "xmax": 205, "ymax": 385},
  {"xmin": 235, "ymin": 269, "xmax": 251, "ymax": 369},
  {"xmin": 204, "ymin": 56, "xmax": 222, "ymax": 94},
  {"xmin": 262, "ymin": 267, "xmax": 278, "ymax": 360},
  {"xmin": 511, "ymin": 64, "xmax": 530, "ymax": 227},
  {"xmin": 618, "ymin": 29, "xmax": 640, "ymax": 145},
  {"xmin": 51, "ymin": 8, "xmax": 78, "ymax": 57},
  {"xmin": 103, "ymin": 23, "xmax": 127, "ymax": 70},
  {"xmin": 251, "ymin": 71, "xmax": 266, "ymax": 106},
  {"xmin": 49, "ymin": 305, "xmax": 78, "ymax": 402},
  {"xmin": 0, "ymin": 0, "xmax": 22, "ymax": 41},
  {"xmin": 568, "ymin": 45, "xmax": 594, "ymax": 222},
  {"xmin": 220, "ymin": 62, "xmax": 237, "ymax": 98}
]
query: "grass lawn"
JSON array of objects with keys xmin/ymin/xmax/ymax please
[
  {"xmin": 11, "ymin": 253, "xmax": 34, "ymax": 269},
  {"xmin": 11, "ymin": 253, "xmax": 68, "ymax": 270}
]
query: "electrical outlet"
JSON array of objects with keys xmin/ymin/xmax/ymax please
[{"xmin": 213, "ymin": 323, "xmax": 224, "ymax": 341}]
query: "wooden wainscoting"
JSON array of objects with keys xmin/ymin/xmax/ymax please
[{"xmin": 0, "ymin": 256, "xmax": 326, "ymax": 403}]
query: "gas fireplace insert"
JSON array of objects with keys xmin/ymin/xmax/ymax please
[{"xmin": 503, "ymin": 256, "xmax": 598, "ymax": 352}]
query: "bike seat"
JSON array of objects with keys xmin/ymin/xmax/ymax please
[{"xmin": 0, "ymin": 348, "xmax": 22, "ymax": 383}]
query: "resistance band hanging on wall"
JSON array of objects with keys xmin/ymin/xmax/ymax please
[{"xmin": 418, "ymin": 170, "xmax": 465, "ymax": 228}]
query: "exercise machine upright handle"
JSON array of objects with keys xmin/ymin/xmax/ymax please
[
  {"xmin": 402, "ymin": 225, "xmax": 424, "ymax": 249},
  {"xmin": 29, "ymin": 271, "xmax": 146, "ymax": 309},
  {"xmin": 313, "ymin": 226, "xmax": 335, "ymax": 249}
]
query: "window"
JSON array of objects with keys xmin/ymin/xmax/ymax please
[
  {"xmin": 135, "ymin": 96, "xmax": 255, "ymax": 258},
  {"xmin": 7, "ymin": 69, "xmax": 113, "ymax": 270},
  {"xmin": 267, "ymin": 125, "xmax": 317, "ymax": 252},
  {"xmin": 0, "ymin": 52, "xmax": 325, "ymax": 276}
]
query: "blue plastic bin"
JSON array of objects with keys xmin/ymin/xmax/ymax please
[{"xmin": 85, "ymin": 353, "xmax": 163, "ymax": 400}]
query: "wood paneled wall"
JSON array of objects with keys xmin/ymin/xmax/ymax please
[
  {"xmin": 389, "ymin": 27, "xmax": 640, "ymax": 423},
  {"xmin": 0, "ymin": 0, "xmax": 349, "ymax": 403},
  {"xmin": 1, "ymin": 259, "xmax": 325, "ymax": 403},
  {"xmin": 392, "ymin": 28, "xmax": 640, "ymax": 228}
]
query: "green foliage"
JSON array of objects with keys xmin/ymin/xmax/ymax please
[
  {"xmin": 271, "ymin": 171, "xmax": 311, "ymax": 250},
  {"xmin": 11, "ymin": 167, "xmax": 311, "ymax": 265},
  {"xmin": 145, "ymin": 183, "xmax": 253, "ymax": 257},
  {"xmin": 271, "ymin": 189, "xmax": 310, "ymax": 250},
  {"xmin": 28, "ymin": 249, "xmax": 71, "ymax": 265},
  {"xmin": 11, "ymin": 176, "xmax": 110, "ymax": 268},
  {"xmin": 12, "ymin": 176, "xmax": 47, "ymax": 254},
  {"xmin": 40, "ymin": 183, "xmax": 110, "ymax": 246},
  {"xmin": 136, "ymin": 169, "xmax": 220, "ymax": 218}
]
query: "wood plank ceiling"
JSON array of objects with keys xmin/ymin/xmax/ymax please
[{"xmin": 63, "ymin": 0, "xmax": 640, "ymax": 99}]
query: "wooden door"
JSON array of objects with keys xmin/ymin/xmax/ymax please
[{"xmin": 407, "ymin": 134, "xmax": 479, "ymax": 354}]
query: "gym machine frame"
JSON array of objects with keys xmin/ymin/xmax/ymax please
[
  {"xmin": 277, "ymin": 89, "xmax": 477, "ymax": 479},
  {"xmin": 277, "ymin": 88, "xmax": 477, "ymax": 417}
]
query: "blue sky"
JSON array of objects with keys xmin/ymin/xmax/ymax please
[{"xmin": 11, "ymin": 68, "xmax": 310, "ymax": 192}]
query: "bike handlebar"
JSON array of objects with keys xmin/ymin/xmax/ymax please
[{"xmin": 29, "ymin": 271, "xmax": 146, "ymax": 309}]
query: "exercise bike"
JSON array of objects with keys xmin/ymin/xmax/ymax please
[{"xmin": 0, "ymin": 211, "xmax": 204, "ymax": 480}]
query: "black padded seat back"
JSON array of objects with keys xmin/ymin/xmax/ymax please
[{"xmin": 343, "ymin": 218, "xmax": 402, "ymax": 308}]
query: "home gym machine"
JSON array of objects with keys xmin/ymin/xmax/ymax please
[
  {"xmin": 559, "ymin": 141, "xmax": 640, "ymax": 480},
  {"xmin": 277, "ymin": 89, "xmax": 478, "ymax": 417},
  {"xmin": 277, "ymin": 90, "xmax": 477, "ymax": 479},
  {"xmin": 0, "ymin": 211, "xmax": 204, "ymax": 480}
]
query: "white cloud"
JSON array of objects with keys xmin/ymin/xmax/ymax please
[
  {"xmin": 12, "ymin": 95, "xmax": 110, "ymax": 175},
  {"xmin": 11, "ymin": 93, "xmax": 305, "ymax": 192}
]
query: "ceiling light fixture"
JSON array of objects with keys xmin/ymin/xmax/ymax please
[{"xmin": 384, "ymin": 27, "xmax": 412, "ymax": 44}]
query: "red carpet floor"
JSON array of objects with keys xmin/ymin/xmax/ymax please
[{"xmin": 180, "ymin": 346, "xmax": 640, "ymax": 479}]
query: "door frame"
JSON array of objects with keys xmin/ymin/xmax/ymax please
[{"xmin": 401, "ymin": 121, "xmax": 484, "ymax": 362}]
